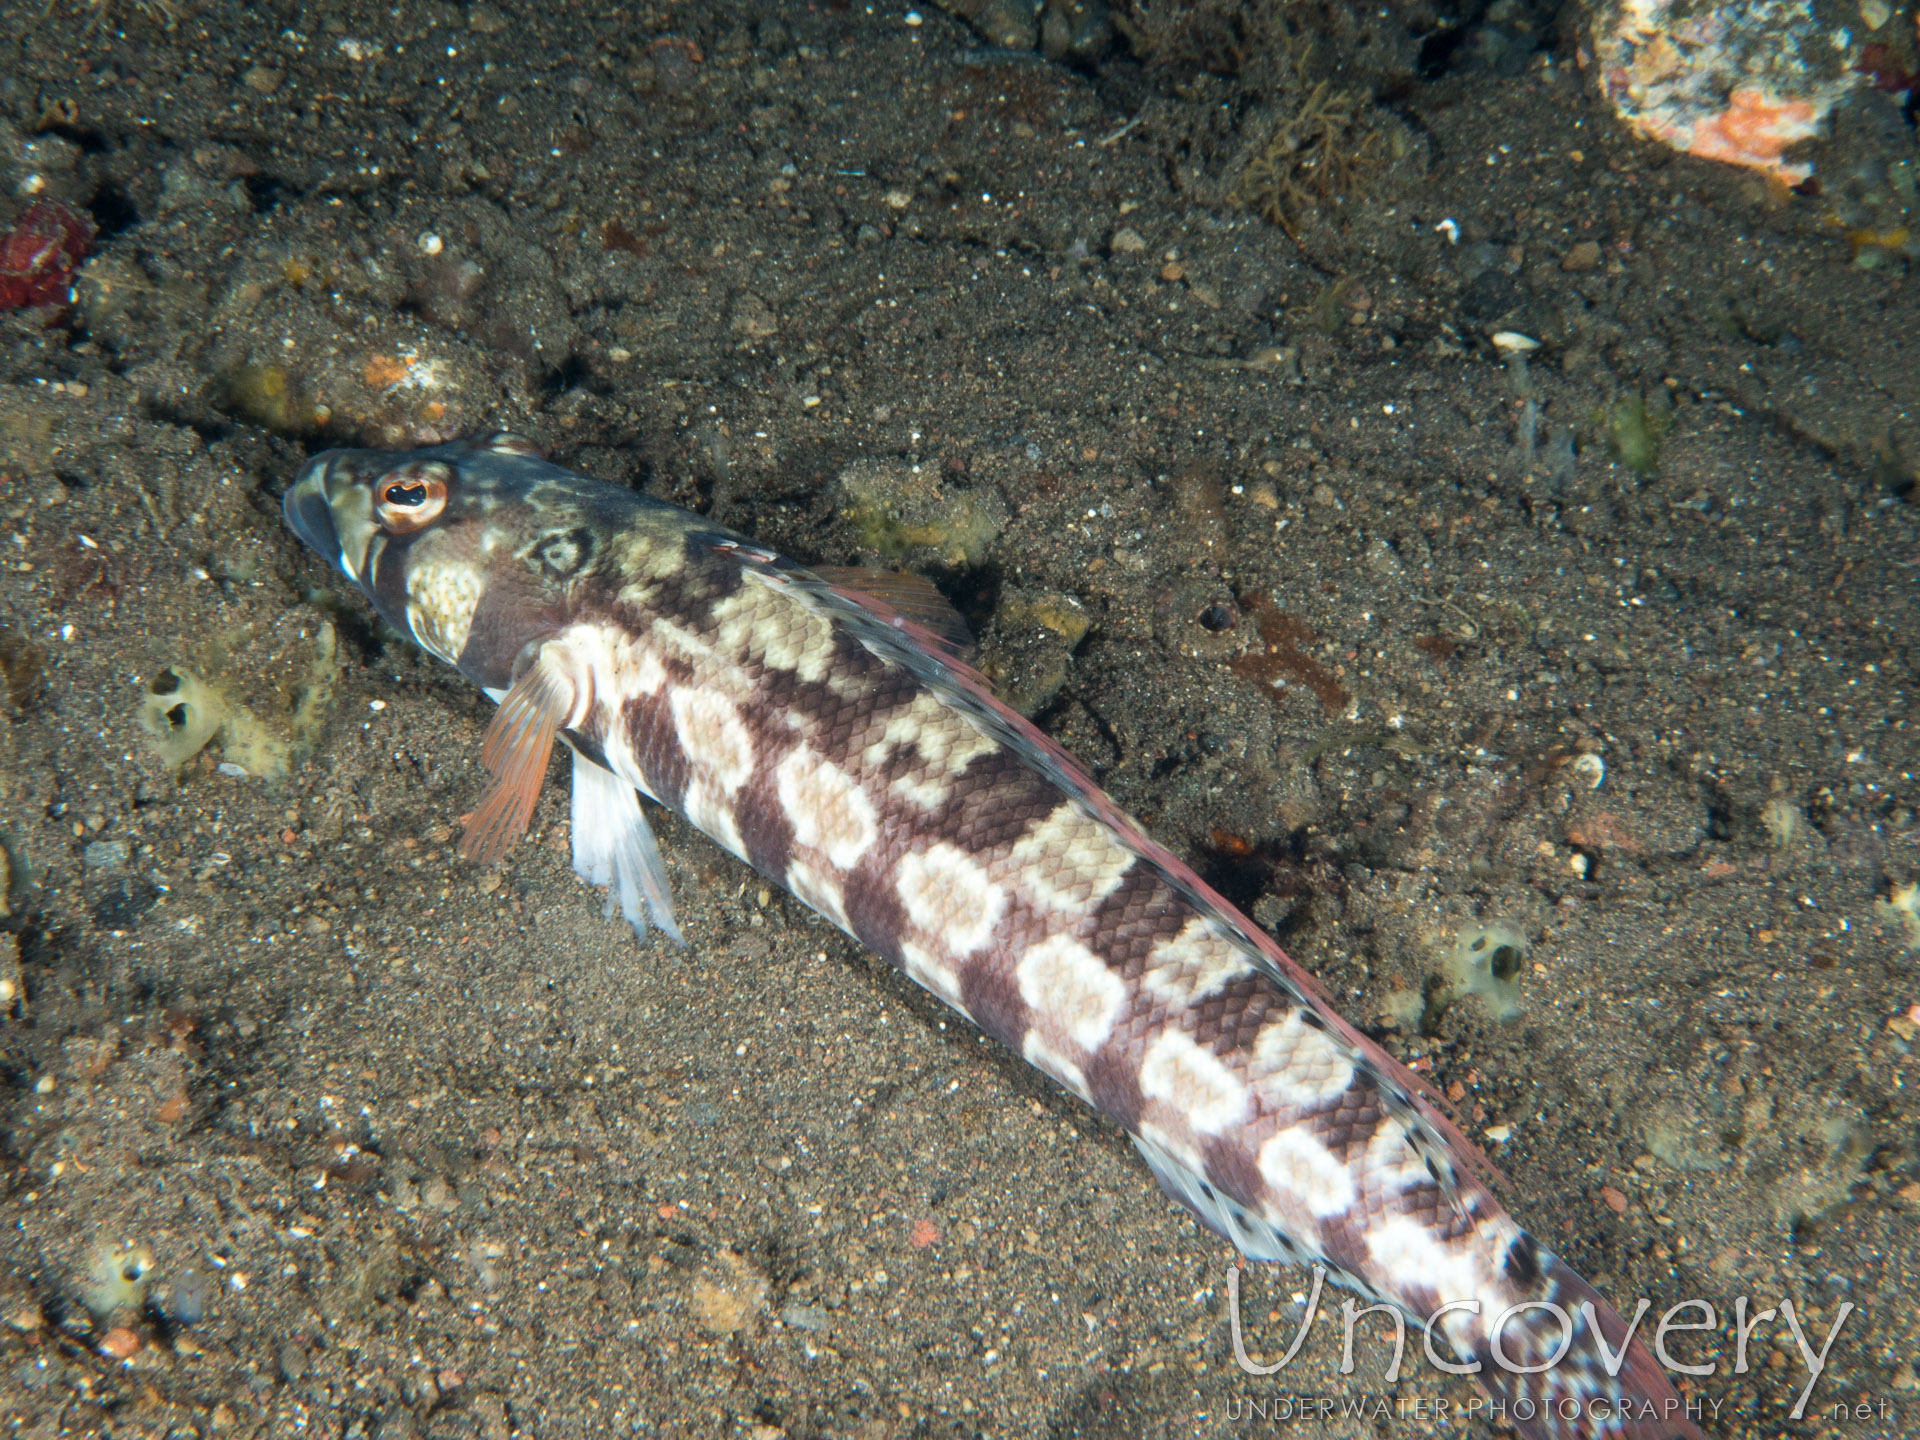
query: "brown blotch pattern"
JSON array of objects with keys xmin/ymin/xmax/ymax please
[{"xmin": 558, "ymin": 534, "xmax": 1576, "ymax": 1373}]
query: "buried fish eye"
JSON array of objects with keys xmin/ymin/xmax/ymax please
[{"xmin": 383, "ymin": 481, "xmax": 427, "ymax": 507}]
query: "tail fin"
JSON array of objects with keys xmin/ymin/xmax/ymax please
[{"xmin": 1457, "ymin": 1242, "xmax": 1709, "ymax": 1440}]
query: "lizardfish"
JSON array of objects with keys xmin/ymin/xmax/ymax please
[{"xmin": 283, "ymin": 432, "xmax": 1705, "ymax": 1440}]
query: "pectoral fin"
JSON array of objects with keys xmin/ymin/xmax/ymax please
[
  {"xmin": 569, "ymin": 749, "xmax": 684, "ymax": 946},
  {"xmin": 459, "ymin": 657, "xmax": 571, "ymax": 864}
]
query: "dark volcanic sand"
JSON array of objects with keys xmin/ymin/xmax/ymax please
[{"xmin": 0, "ymin": 3, "xmax": 1915, "ymax": 1437}]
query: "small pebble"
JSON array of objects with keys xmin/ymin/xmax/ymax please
[
  {"xmin": 81, "ymin": 839, "xmax": 129, "ymax": 870},
  {"xmin": 100, "ymin": 1327, "xmax": 140, "ymax": 1360},
  {"xmin": 169, "ymin": 1270, "xmax": 213, "ymax": 1326},
  {"xmin": 1109, "ymin": 227, "xmax": 1146, "ymax": 254},
  {"xmin": 1599, "ymin": 1186, "xmax": 1629, "ymax": 1214},
  {"xmin": 1561, "ymin": 239, "xmax": 1602, "ymax": 272},
  {"xmin": 779, "ymin": 1302, "xmax": 829, "ymax": 1331}
]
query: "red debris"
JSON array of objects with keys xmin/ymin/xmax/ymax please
[
  {"xmin": 0, "ymin": 200, "xmax": 95, "ymax": 312},
  {"xmin": 1856, "ymin": 43, "xmax": 1918, "ymax": 94}
]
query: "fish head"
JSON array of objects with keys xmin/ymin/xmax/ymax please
[{"xmin": 283, "ymin": 431, "xmax": 607, "ymax": 680}]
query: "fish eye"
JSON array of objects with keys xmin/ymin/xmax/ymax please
[{"xmin": 373, "ymin": 463, "xmax": 451, "ymax": 533}]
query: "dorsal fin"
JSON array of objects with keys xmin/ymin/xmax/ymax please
[{"xmin": 812, "ymin": 565, "xmax": 976, "ymax": 660}]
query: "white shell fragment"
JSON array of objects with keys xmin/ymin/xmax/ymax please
[
  {"xmin": 1491, "ymin": 331, "xmax": 1540, "ymax": 353},
  {"xmin": 1571, "ymin": 753, "xmax": 1606, "ymax": 789}
]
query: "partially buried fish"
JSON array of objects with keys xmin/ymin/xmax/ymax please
[{"xmin": 284, "ymin": 433, "xmax": 1705, "ymax": 1440}]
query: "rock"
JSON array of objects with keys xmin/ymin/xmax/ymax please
[
  {"xmin": 100, "ymin": 1327, "xmax": 140, "ymax": 1360},
  {"xmin": 81, "ymin": 839, "xmax": 129, "ymax": 870},
  {"xmin": 167, "ymin": 1269, "xmax": 213, "ymax": 1326},
  {"xmin": 979, "ymin": 588, "xmax": 1090, "ymax": 715},
  {"xmin": 690, "ymin": 1250, "xmax": 768, "ymax": 1335},
  {"xmin": 939, "ymin": 0, "xmax": 1037, "ymax": 50},
  {"xmin": 1, "ymin": 1277, "xmax": 44, "ymax": 1333},
  {"xmin": 1364, "ymin": 535, "xmax": 1402, "ymax": 576},
  {"xmin": 277, "ymin": 1341, "xmax": 310, "ymax": 1381},
  {"xmin": 1582, "ymin": 0, "xmax": 1860, "ymax": 183},
  {"xmin": 470, "ymin": 1393, "xmax": 511, "ymax": 1440},
  {"xmin": 1041, "ymin": 0, "xmax": 1111, "ymax": 62},
  {"xmin": 1561, "ymin": 239, "xmax": 1602, "ymax": 272},
  {"xmin": 833, "ymin": 458, "xmax": 1006, "ymax": 568},
  {"xmin": 779, "ymin": 1302, "xmax": 829, "ymax": 1331},
  {"xmin": 729, "ymin": 292, "xmax": 778, "ymax": 340}
]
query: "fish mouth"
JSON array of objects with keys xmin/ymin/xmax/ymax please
[
  {"xmin": 283, "ymin": 449, "xmax": 384, "ymax": 587},
  {"xmin": 283, "ymin": 456, "xmax": 343, "ymax": 570}
]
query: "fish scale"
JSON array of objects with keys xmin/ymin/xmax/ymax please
[{"xmin": 284, "ymin": 432, "xmax": 1707, "ymax": 1440}]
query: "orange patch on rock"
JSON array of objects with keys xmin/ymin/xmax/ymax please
[
  {"xmin": 908, "ymin": 1218, "xmax": 940, "ymax": 1249},
  {"xmin": 361, "ymin": 353, "xmax": 413, "ymax": 389},
  {"xmin": 1685, "ymin": 88, "xmax": 1819, "ymax": 182}
]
